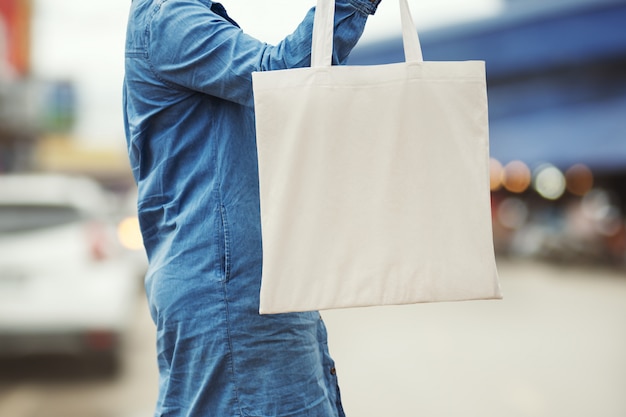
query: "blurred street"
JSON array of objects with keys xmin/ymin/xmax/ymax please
[
  {"xmin": 0, "ymin": 293, "xmax": 158, "ymax": 417},
  {"xmin": 325, "ymin": 259, "xmax": 626, "ymax": 417},
  {"xmin": 1, "ymin": 1, "xmax": 625, "ymax": 416},
  {"xmin": 1, "ymin": 259, "xmax": 625, "ymax": 417}
]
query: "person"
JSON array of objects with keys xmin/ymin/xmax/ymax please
[{"xmin": 123, "ymin": 0, "xmax": 381, "ymax": 415}]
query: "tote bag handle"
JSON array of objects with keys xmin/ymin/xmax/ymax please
[{"xmin": 311, "ymin": 0, "xmax": 424, "ymax": 67}]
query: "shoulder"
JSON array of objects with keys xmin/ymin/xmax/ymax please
[{"xmin": 148, "ymin": 0, "xmax": 214, "ymax": 27}]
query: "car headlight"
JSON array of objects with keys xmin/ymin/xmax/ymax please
[{"xmin": 116, "ymin": 216, "xmax": 144, "ymax": 251}]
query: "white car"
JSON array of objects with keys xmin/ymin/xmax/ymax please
[{"xmin": 0, "ymin": 173, "xmax": 141, "ymax": 374}]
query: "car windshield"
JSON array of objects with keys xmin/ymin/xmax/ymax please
[{"xmin": 0, "ymin": 204, "xmax": 84, "ymax": 234}]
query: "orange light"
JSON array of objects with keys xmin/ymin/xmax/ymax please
[
  {"xmin": 565, "ymin": 164, "xmax": 594, "ymax": 197},
  {"xmin": 502, "ymin": 160, "xmax": 531, "ymax": 194},
  {"xmin": 489, "ymin": 158, "xmax": 504, "ymax": 191},
  {"xmin": 117, "ymin": 216, "xmax": 144, "ymax": 251}
]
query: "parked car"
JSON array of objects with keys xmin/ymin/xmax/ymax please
[{"xmin": 0, "ymin": 173, "xmax": 141, "ymax": 375}]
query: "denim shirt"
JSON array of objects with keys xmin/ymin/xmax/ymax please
[
  {"xmin": 124, "ymin": 0, "xmax": 379, "ymax": 296},
  {"xmin": 123, "ymin": 1, "xmax": 379, "ymax": 416}
]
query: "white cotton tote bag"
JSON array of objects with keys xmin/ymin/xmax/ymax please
[{"xmin": 252, "ymin": 0, "xmax": 502, "ymax": 314}]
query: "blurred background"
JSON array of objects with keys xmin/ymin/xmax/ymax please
[{"xmin": 0, "ymin": 0, "xmax": 625, "ymax": 416}]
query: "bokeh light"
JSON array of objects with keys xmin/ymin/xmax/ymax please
[
  {"xmin": 116, "ymin": 216, "xmax": 144, "ymax": 251},
  {"xmin": 582, "ymin": 189, "xmax": 623, "ymax": 237},
  {"xmin": 497, "ymin": 197, "xmax": 529, "ymax": 229},
  {"xmin": 565, "ymin": 164, "xmax": 594, "ymax": 196},
  {"xmin": 534, "ymin": 164, "xmax": 566, "ymax": 200},
  {"xmin": 489, "ymin": 158, "xmax": 504, "ymax": 191},
  {"xmin": 502, "ymin": 160, "xmax": 531, "ymax": 193}
]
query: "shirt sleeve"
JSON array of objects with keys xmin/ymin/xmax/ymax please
[{"xmin": 147, "ymin": 0, "xmax": 381, "ymax": 106}]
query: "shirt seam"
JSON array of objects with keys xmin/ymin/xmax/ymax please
[
  {"xmin": 347, "ymin": 0, "xmax": 381, "ymax": 16},
  {"xmin": 143, "ymin": 0, "xmax": 192, "ymax": 91}
]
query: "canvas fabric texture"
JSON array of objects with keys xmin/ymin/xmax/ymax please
[{"xmin": 253, "ymin": 0, "xmax": 502, "ymax": 314}]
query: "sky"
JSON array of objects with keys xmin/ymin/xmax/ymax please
[{"xmin": 29, "ymin": 0, "xmax": 503, "ymax": 149}]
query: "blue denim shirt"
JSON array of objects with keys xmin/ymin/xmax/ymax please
[{"xmin": 123, "ymin": 1, "xmax": 379, "ymax": 416}]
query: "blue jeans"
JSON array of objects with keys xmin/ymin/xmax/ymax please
[{"xmin": 149, "ymin": 266, "xmax": 345, "ymax": 416}]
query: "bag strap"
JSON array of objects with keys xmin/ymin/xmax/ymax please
[
  {"xmin": 311, "ymin": 0, "xmax": 424, "ymax": 67},
  {"xmin": 399, "ymin": 0, "xmax": 423, "ymax": 63}
]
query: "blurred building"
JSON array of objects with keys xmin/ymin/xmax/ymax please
[
  {"xmin": 0, "ymin": 0, "xmax": 77, "ymax": 171},
  {"xmin": 0, "ymin": 0, "xmax": 131, "ymax": 190},
  {"xmin": 0, "ymin": 0, "xmax": 34, "ymax": 171},
  {"xmin": 349, "ymin": 0, "xmax": 626, "ymax": 266},
  {"xmin": 0, "ymin": 0, "xmax": 30, "ymax": 76}
]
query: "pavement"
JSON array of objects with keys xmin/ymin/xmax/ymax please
[
  {"xmin": 322, "ymin": 259, "xmax": 626, "ymax": 417},
  {"xmin": 1, "ymin": 259, "xmax": 625, "ymax": 417}
]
